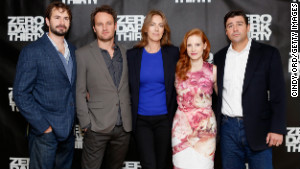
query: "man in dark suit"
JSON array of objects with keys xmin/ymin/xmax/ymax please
[
  {"xmin": 214, "ymin": 10, "xmax": 286, "ymax": 169},
  {"xmin": 76, "ymin": 5, "xmax": 131, "ymax": 169},
  {"xmin": 13, "ymin": 2, "xmax": 76, "ymax": 169}
]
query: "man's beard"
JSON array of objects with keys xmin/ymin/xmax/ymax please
[
  {"xmin": 99, "ymin": 35, "xmax": 114, "ymax": 42},
  {"xmin": 50, "ymin": 25, "xmax": 69, "ymax": 36}
]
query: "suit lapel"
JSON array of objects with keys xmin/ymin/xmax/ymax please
[
  {"xmin": 89, "ymin": 40, "xmax": 116, "ymax": 89},
  {"xmin": 69, "ymin": 43, "xmax": 76, "ymax": 86},
  {"xmin": 161, "ymin": 47, "xmax": 170, "ymax": 93},
  {"xmin": 217, "ymin": 47, "xmax": 228, "ymax": 96},
  {"xmin": 134, "ymin": 48, "xmax": 143, "ymax": 92},
  {"xmin": 41, "ymin": 34, "xmax": 70, "ymax": 81},
  {"xmin": 118, "ymin": 44, "xmax": 127, "ymax": 91},
  {"xmin": 243, "ymin": 41, "xmax": 262, "ymax": 93}
]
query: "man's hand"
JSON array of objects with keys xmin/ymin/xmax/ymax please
[
  {"xmin": 86, "ymin": 92, "xmax": 90, "ymax": 101},
  {"xmin": 266, "ymin": 132, "xmax": 283, "ymax": 147},
  {"xmin": 44, "ymin": 126, "xmax": 52, "ymax": 133}
]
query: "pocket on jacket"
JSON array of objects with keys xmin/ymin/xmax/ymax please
[{"xmin": 87, "ymin": 101, "xmax": 104, "ymax": 109}]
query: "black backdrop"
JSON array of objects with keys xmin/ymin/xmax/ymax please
[{"xmin": 1, "ymin": 0, "xmax": 299, "ymax": 168}]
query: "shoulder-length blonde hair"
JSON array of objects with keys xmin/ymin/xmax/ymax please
[
  {"xmin": 135, "ymin": 10, "xmax": 172, "ymax": 48},
  {"xmin": 176, "ymin": 28, "xmax": 211, "ymax": 81}
]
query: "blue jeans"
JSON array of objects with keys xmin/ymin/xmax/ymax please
[
  {"xmin": 28, "ymin": 130, "xmax": 74, "ymax": 169},
  {"xmin": 220, "ymin": 115, "xmax": 273, "ymax": 169}
]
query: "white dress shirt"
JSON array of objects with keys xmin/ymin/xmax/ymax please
[{"xmin": 222, "ymin": 38, "xmax": 252, "ymax": 117}]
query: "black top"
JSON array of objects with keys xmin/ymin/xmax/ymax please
[{"xmin": 127, "ymin": 45, "xmax": 180, "ymax": 131}]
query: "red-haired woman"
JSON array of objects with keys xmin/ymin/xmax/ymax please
[
  {"xmin": 127, "ymin": 10, "xmax": 179, "ymax": 169},
  {"xmin": 172, "ymin": 28, "xmax": 217, "ymax": 169}
]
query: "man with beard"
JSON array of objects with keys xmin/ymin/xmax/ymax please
[
  {"xmin": 76, "ymin": 5, "xmax": 131, "ymax": 169},
  {"xmin": 13, "ymin": 2, "xmax": 76, "ymax": 169}
]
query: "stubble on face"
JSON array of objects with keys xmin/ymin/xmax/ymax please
[
  {"xmin": 93, "ymin": 12, "xmax": 116, "ymax": 42},
  {"xmin": 225, "ymin": 16, "xmax": 249, "ymax": 45},
  {"xmin": 49, "ymin": 23, "xmax": 68, "ymax": 36},
  {"xmin": 47, "ymin": 8, "xmax": 70, "ymax": 37}
]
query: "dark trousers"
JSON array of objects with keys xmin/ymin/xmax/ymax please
[
  {"xmin": 220, "ymin": 115, "xmax": 273, "ymax": 169},
  {"xmin": 28, "ymin": 130, "xmax": 74, "ymax": 169},
  {"xmin": 135, "ymin": 114, "xmax": 172, "ymax": 169},
  {"xmin": 81, "ymin": 126, "xmax": 130, "ymax": 169}
]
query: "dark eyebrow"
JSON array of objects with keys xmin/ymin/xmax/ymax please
[{"xmin": 226, "ymin": 23, "xmax": 233, "ymax": 27}]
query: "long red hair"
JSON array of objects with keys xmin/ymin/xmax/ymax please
[{"xmin": 176, "ymin": 28, "xmax": 211, "ymax": 81}]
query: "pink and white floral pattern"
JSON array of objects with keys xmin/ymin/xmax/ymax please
[{"xmin": 172, "ymin": 62, "xmax": 216, "ymax": 169}]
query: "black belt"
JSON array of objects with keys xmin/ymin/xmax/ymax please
[{"xmin": 222, "ymin": 114, "xmax": 243, "ymax": 121}]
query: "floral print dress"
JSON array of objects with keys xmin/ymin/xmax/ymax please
[{"xmin": 172, "ymin": 62, "xmax": 216, "ymax": 169}]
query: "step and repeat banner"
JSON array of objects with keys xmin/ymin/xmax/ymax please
[{"xmin": 1, "ymin": 0, "xmax": 299, "ymax": 168}]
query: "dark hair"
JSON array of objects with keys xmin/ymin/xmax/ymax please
[
  {"xmin": 44, "ymin": 1, "xmax": 72, "ymax": 29},
  {"xmin": 224, "ymin": 10, "xmax": 248, "ymax": 28},
  {"xmin": 176, "ymin": 28, "xmax": 211, "ymax": 81},
  {"xmin": 91, "ymin": 5, "xmax": 117, "ymax": 27},
  {"xmin": 135, "ymin": 10, "xmax": 172, "ymax": 48}
]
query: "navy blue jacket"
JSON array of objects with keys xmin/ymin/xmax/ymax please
[
  {"xmin": 214, "ymin": 40, "xmax": 286, "ymax": 151},
  {"xmin": 13, "ymin": 34, "xmax": 77, "ymax": 141}
]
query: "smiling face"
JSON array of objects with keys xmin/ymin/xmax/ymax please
[
  {"xmin": 93, "ymin": 12, "xmax": 117, "ymax": 42},
  {"xmin": 186, "ymin": 35, "xmax": 207, "ymax": 62},
  {"xmin": 225, "ymin": 16, "xmax": 250, "ymax": 45},
  {"xmin": 146, "ymin": 14, "xmax": 164, "ymax": 43},
  {"xmin": 46, "ymin": 8, "xmax": 70, "ymax": 36}
]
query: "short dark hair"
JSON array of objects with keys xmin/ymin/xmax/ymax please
[
  {"xmin": 224, "ymin": 10, "xmax": 248, "ymax": 28},
  {"xmin": 44, "ymin": 2, "xmax": 72, "ymax": 30},
  {"xmin": 91, "ymin": 5, "xmax": 117, "ymax": 27}
]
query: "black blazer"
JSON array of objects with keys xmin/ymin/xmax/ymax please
[
  {"xmin": 127, "ymin": 45, "xmax": 179, "ymax": 131},
  {"xmin": 214, "ymin": 40, "xmax": 286, "ymax": 151}
]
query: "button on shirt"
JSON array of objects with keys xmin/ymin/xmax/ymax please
[
  {"xmin": 100, "ymin": 45, "xmax": 123, "ymax": 126},
  {"xmin": 100, "ymin": 45, "xmax": 123, "ymax": 88},
  {"xmin": 222, "ymin": 38, "xmax": 252, "ymax": 117}
]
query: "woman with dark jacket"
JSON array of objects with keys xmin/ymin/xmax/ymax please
[{"xmin": 127, "ymin": 10, "xmax": 179, "ymax": 169}]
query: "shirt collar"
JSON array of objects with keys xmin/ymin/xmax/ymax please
[
  {"xmin": 228, "ymin": 38, "xmax": 252, "ymax": 53},
  {"xmin": 46, "ymin": 33, "xmax": 69, "ymax": 58},
  {"xmin": 99, "ymin": 43, "xmax": 119, "ymax": 52}
]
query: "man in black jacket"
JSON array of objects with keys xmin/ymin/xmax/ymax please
[{"xmin": 214, "ymin": 10, "xmax": 286, "ymax": 169}]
